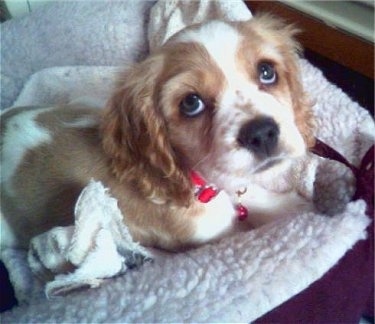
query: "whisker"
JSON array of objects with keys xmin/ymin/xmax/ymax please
[{"xmin": 192, "ymin": 154, "xmax": 210, "ymax": 170}]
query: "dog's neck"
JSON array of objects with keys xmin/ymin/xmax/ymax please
[{"xmin": 190, "ymin": 170, "xmax": 248, "ymax": 221}]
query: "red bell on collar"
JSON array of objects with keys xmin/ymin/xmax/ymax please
[
  {"xmin": 190, "ymin": 171, "xmax": 248, "ymax": 221},
  {"xmin": 236, "ymin": 204, "xmax": 248, "ymax": 221}
]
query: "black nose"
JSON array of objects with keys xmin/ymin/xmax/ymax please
[{"xmin": 237, "ymin": 117, "xmax": 280, "ymax": 158}]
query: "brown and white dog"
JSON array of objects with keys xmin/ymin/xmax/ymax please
[{"xmin": 1, "ymin": 15, "xmax": 314, "ymax": 252}]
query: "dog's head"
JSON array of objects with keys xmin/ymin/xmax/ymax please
[{"xmin": 102, "ymin": 15, "xmax": 314, "ymax": 205}]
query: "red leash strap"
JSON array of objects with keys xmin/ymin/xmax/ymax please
[{"xmin": 311, "ymin": 138, "xmax": 374, "ymax": 216}]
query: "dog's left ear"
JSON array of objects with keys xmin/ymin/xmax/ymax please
[
  {"xmin": 275, "ymin": 17, "xmax": 315, "ymax": 148},
  {"xmin": 245, "ymin": 13, "xmax": 315, "ymax": 148},
  {"xmin": 249, "ymin": 14, "xmax": 315, "ymax": 148},
  {"xmin": 284, "ymin": 45, "xmax": 315, "ymax": 149},
  {"xmin": 101, "ymin": 54, "xmax": 193, "ymax": 206}
]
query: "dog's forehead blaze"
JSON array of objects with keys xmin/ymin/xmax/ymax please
[{"xmin": 164, "ymin": 21, "xmax": 242, "ymax": 91}]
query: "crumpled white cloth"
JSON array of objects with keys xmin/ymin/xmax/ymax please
[
  {"xmin": 27, "ymin": 180, "xmax": 151, "ymax": 297},
  {"xmin": 148, "ymin": 0, "xmax": 251, "ymax": 51}
]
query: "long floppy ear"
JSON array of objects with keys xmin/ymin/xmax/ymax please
[
  {"xmin": 288, "ymin": 63, "xmax": 315, "ymax": 149},
  {"xmin": 101, "ymin": 54, "xmax": 193, "ymax": 206},
  {"xmin": 245, "ymin": 14, "xmax": 315, "ymax": 148},
  {"xmin": 278, "ymin": 20, "xmax": 315, "ymax": 148},
  {"xmin": 260, "ymin": 14, "xmax": 315, "ymax": 148}
]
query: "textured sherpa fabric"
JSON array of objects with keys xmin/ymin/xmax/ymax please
[
  {"xmin": 0, "ymin": 0, "xmax": 155, "ymax": 110},
  {"xmin": 12, "ymin": 66, "xmax": 121, "ymax": 109},
  {"xmin": 1, "ymin": 203, "xmax": 371, "ymax": 323}
]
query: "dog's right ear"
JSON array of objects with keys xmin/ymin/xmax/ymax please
[{"xmin": 101, "ymin": 54, "xmax": 193, "ymax": 206}]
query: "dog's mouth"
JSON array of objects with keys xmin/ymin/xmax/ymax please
[{"xmin": 253, "ymin": 156, "xmax": 284, "ymax": 174}]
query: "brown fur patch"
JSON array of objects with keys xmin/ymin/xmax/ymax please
[
  {"xmin": 2, "ymin": 105, "xmax": 200, "ymax": 250},
  {"xmin": 158, "ymin": 42, "xmax": 226, "ymax": 167},
  {"xmin": 101, "ymin": 54, "xmax": 193, "ymax": 207}
]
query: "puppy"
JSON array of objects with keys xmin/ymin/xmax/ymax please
[{"xmin": 1, "ymin": 15, "xmax": 314, "ymax": 252}]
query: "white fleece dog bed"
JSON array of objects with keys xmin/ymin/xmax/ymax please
[{"xmin": 1, "ymin": 1, "xmax": 374, "ymax": 322}]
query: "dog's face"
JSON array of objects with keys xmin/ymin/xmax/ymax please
[{"xmin": 102, "ymin": 15, "xmax": 314, "ymax": 204}]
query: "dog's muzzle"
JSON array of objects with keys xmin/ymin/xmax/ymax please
[{"xmin": 237, "ymin": 116, "xmax": 280, "ymax": 159}]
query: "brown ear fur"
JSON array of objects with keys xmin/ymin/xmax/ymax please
[
  {"xmin": 279, "ymin": 19, "xmax": 315, "ymax": 148},
  {"xmin": 101, "ymin": 55, "xmax": 192, "ymax": 206},
  {"xmin": 287, "ymin": 61, "xmax": 315, "ymax": 149},
  {"xmin": 254, "ymin": 14, "xmax": 315, "ymax": 148}
]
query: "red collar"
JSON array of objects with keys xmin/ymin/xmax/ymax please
[{"xmin": 190, "ymin": 171, "xmax": 248, "ymax": 221}]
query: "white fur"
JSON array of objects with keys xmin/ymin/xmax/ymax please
[
  {"xmin": 1, "ymin": 107, "xmax": 53, "ymax": 196},
  {"xmin": 192, "ymin": 191, "xmax": 237, "ymax": 243},
  {"xmin": 176, "ymin": 20, "xmax": 245, "ymax": 87},
  {"xmin": 238, "ymin": 184, "xmax": 313, "ymax": 227}
]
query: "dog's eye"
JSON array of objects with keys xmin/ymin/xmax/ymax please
[
  {"xmin": 180, "ymin": 94, "xmax": 205, "ymax": 117},
  {"xmin": 258, "ymin": 62, "xmax": 277, "ymax": 85}
]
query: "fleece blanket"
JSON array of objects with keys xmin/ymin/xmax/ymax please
[{"xmin": 1, "ymin": 1, "xmax": 374, "ymax": 322}]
